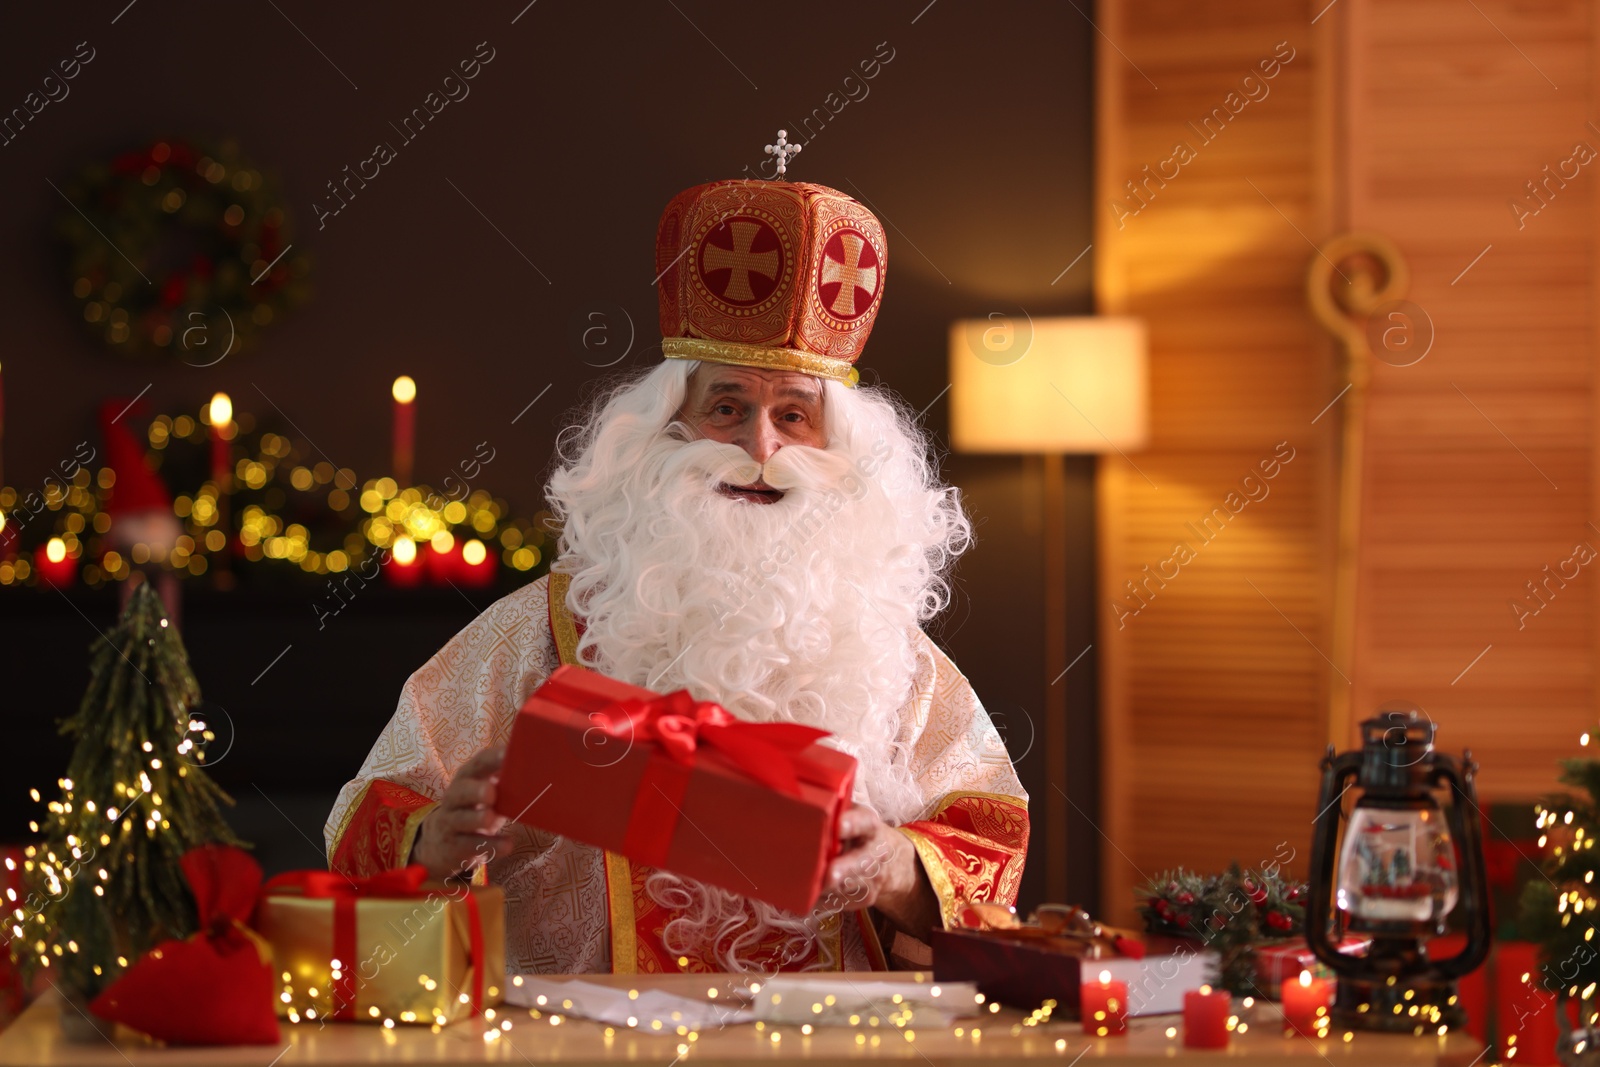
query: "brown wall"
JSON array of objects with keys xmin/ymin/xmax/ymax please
[{"xmin": 1096, "ymin": 0, "xmax": 1600, "ymax": 922}]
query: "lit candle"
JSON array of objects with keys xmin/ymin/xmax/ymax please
[
  {"xmin": 207, "ymin": 392, "xmax": 234, "ymax": 578},
  {"xmin": 35, "ymin": 537, "xmax": 76, "ymax": 587},
  {"xmin": 1280, "ymin": 969, "xmax": 1333, "ymax": 1036},
  {"xmin": 458, "ymin": 538, "xmax": 497, "ymax": 588},
  {"xmin": 386, "ymin": 537, "xmax": 424, "ymax": 588},
  {"xmin": 1081, "ymin": 969, "xmax": 1128, "ymax": 1037},
  {"xmin": 207, "ymin": 391, "xmax": 233, "ymax": 490},
  {"xmin": 392, "ymin": 376, "xmax": 416, "ymax": 488},
  {"xmin": 1183, "ymin": 984, "xmax": 1231, "ymax": 1049}
]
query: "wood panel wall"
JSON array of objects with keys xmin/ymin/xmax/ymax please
[{"xmin": 1094, "ymin": 0, "xmax": 1599, "ymax": 923}]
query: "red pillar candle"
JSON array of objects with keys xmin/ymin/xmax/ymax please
[
  {"xmin": 425, "ymin": 532, "xmax": 459, "ymax": 586},
  {"xmin": 1183, "ymin": 984, "xmax": 1232, "ymax": 1049},
  {"xmin": 1280, "ymin": 969, "xmax": 1333, "ymax": 1037},
  {"xmin": 386, "ymin": 537, "xmax": 424, "ymax": 587},
  {"xmin": 1081, "ymin": 969, "xmax": 1129, "ymax": 1036},
  {"xmin": 392, "ymin": 376, "xmax": 416, "ymax": 488},
  {"xmin": 458, "ymin": 538, "xmax": 497, "ymax": 588},
  {"xmin": 35, "ymin": 537, "xmax": 77, "ymax": 587}
]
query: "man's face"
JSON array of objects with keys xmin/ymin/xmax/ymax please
[{"xmin": 677, "ymin": 365, "xmax": 827, "ymax": 504}]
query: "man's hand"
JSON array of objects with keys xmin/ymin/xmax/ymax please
[
  {"xmin": 410, "ymin": 746, "xmax": 512, "ymax": 880},
  {"xmin": 822, "ymin": 804, "xmax": 941, "ymax": 939}
]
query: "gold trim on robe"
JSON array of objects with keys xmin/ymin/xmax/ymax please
[
  {"xmin": 546, "ymin": 571, "xmax": 584, "ymax": 668},
  {"xmin": 399, "ymin": 801, "xmax": 439, "ymax": 868},
  {"xmin": 327, "ymin": 779, "xmax": 369, "ymax": 860},
  {"xmin": 604, "ymin": 851, "xmax": 638, "ymax": 975}
]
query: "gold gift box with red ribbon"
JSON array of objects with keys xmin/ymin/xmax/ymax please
[
  {"xmin": 254, "ymin": 866, "xmax": 504, "ymax": 1026},
  {"xmin": 494, "ymin": 665, "xmax": 857, "ymax": 916}
]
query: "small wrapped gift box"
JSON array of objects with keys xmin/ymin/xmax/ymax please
[
  {"xmin": 494, "ymin": 665, "xmax": 857, "ymax": 915},
  {"xmin": 933, "ymin": 926, "xmax": 1210, "ymax": 1017},
  {"xmin": 1254, "ymin": 935, "xmax": 1370, "ymax": 992},
  {"xmin": 254, "ymin": 867, "xmax": 504, "ymax": 1026}
]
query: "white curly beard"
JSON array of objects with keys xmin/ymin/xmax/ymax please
[{"xmin": 544, "ymin": 359, "xmax": 971, "ymax": 972}]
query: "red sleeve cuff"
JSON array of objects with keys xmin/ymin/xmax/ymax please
[
  {"xmin": 329, "ymin": 780, "xmax": 438, "ymax": 878},
  {"xmin": 898, "ymin": 791, "xmax": 1030, "ymax": 929}
]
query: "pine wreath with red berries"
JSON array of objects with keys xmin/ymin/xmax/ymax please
[{"xmin": 59, "ymin": 138, "xmax": 309, "ymax": 361}]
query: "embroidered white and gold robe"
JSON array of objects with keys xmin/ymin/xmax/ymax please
[{"xmin": 325, "ymin": 572, "xmax": 1028, "ymax": 974}]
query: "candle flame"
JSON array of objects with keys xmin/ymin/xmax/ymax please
[
  {"xmin": 1098, "ymin": 970, "xmax": 1111, "ymax": 985},
  {"xmin": 393, "ymin": 538, "xmax": 417, "ymax": 565},
  {"xmin": 46, "ymin": 538, "xmax": 66, "ymax": 564},
  {"xmin": 392, "ymin": 376, "xmax": 417, "ymax": 404},
  {"xmin": 1299, "ymin": 970, "xmax": 1312, "ymax": 988},
  {"xmin": 1199, "ymin": 984, "xmax": 1212, "ymax": 995},
  {"xmin": 463, "ymin": 539, "xmax": 487, "ymax": 566},
  {"xmin": 207, "ymin": 392, "xmax": 232, "ymax": 428}
]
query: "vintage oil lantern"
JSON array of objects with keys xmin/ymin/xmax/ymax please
[{"xmin": 1305, "ymin": 704, "xmax": 1491, "ymax": 1030}]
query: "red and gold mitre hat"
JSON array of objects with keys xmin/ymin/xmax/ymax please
[{"xmin": 656, "ymin": 131, "xmax": 887, "ymax": 385}]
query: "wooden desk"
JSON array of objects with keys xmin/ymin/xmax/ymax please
[{"xmin": 0, "ymin": 974, "xmax": 1490, "ymax": 1066}]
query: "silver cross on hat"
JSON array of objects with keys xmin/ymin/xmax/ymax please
[{"xmin": 764, "ymin": 129, "xmax": 802, "ymax": 179}]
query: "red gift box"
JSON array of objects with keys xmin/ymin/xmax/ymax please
[{"xmin": 495, "ymin": 665, "xmax": 856, "ymax": 915}]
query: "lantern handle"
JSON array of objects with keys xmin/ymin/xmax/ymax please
[
  {"xmin": 1305, "ymin": 746, "xmax": 1367, "ymax": 979},
  {"xmin": 1427, "ymin": 752, "xmax": 1493, "ymax": 980}
]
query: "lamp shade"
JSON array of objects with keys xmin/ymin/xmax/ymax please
[{"xmin": 948, "ymin": 316, "xmax": 1148, "ymax": 454}]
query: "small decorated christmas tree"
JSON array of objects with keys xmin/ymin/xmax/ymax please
[
  {"xmin": 11, "ymin": 582, "xmax": 242, "ymax": 1001},
  {"xmin": 1519, "ymin": 729, "xmax": 1600, "ymax": 1004}
]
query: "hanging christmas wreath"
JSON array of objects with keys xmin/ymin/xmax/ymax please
[{"xmin": 60, "ymin": 137, "xmax": 309, "ymax": 361}]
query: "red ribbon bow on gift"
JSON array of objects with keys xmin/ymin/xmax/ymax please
[
  {"xmin": 262, "ymin": 865, "xmax": 486, "ymax": 1022},
  {"xmin": 596, "ymin": 689, "xmax": 829, "ymax": 798},
  {"xmin": 90, "ymin": 845, "xmax": 281, "ymax": 1046},
  {"xmin": 563, "ymin": 681, "xmax": 833, "ymax": 870}
]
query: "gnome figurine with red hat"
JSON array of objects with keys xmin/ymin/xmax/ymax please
[{"xmin": 98, "ymin": 400, "xmax": 182, "ymax": 618}]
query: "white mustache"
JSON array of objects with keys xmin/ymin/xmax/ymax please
[
  {"xmin": 666, "ymin": 439, "xmax": 857, "ymax": 493},
  {"xmin": 762, "ymin": 444, "xmax": 857, "ymax": 491}
]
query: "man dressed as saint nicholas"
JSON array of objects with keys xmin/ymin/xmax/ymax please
[{"xmin": 326, "ymin": 136, "xmax": 1029, "ymax": 974}]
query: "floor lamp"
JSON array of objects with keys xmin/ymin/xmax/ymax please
[{"xmin": 948, "ymin": 316, "xmax": 1148, "ymax": 905}]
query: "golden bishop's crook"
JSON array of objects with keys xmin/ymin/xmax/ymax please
[
  {"xmin": 1305, "ymin": 232, "xmax": 1410, "ymax": 752},
  {"xmin": 764, "ymin": 129, "xmax": 802, "ymax": 180}
]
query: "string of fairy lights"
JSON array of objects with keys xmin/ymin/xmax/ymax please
[{"xmin": 0, "ymin": 390, "xmax": 553, "ymax": 589}]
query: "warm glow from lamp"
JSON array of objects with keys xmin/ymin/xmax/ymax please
[
  {"xmin": 949, "ymin": 316, "xmax": 1147, "ymax": 453},
  {"xmin": 207, "ymin": 392, "xmax": 233, "ymax": 428},
  {"xmin": 392, "ymin": 375, "xmax": 416, "ymax": 404},
  {"xmin": 392, "ymin": 537, "xmax": 417, "ymax": 565}
]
